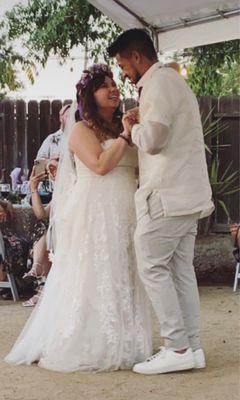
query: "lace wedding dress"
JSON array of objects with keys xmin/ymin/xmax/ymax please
[{"xmin": 5, "ymin": 140, "xmax": 152, "ymax": 372}]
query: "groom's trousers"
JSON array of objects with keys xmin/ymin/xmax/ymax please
[{"xmin": 134, "ymin": 194, "xmax": 201, "ymax": 351}]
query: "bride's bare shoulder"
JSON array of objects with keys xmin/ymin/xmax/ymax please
[
  {"xmin": 69, "ymin": 121, "xmax": 99, "ymax": 151},
  {"xmin": 72, "ymin": 120, "xmax": 93, "ymax": 134},
  {"xmin": 70, "ymin": 121, "xmax": 95, "ymax": 142}
]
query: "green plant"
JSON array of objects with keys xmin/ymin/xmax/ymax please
[
  {"xmin": 209, "ymin": 159, "xmax": 239, "ymax": 219},
  {"xmin": 202, "ymin": 107, "xmax": 229, "ymax": 155},
  {"xmin": 0, "ymin": 21, "xmax": 36, "ymax": 98},
  {"xmin": 4, "ymin": 0, "xmax": 122, "ymax": 67},
  {"xmin": 173, "ymin": 40, "xmax": 240, "ymax": 96},
  {"xmin": 201, "ymin": 108, "xmax": 240, "ymax": 233}
]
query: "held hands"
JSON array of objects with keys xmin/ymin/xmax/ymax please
[{"xmin": 122, "ymin": 108, "xmax": 139, "ymax": 137}]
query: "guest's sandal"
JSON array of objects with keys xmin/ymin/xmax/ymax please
[{"xmin": 22, "ymin": 285, "xmax": 44, "ymax": 307}]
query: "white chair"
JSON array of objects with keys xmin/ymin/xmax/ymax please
[
  {"xmin": 0, "ymin": 272, "xmax": 19, "ymax": 301},
  {"xmin": 233, "ymin": 251, "xmax": 240, "ymax": 292},
  {"xmin": 0, "ymin": 237, "xmax": 19, "ymax": 301},
  {"xmin": 232, "ymin": 227, "xmax": 240, "ymax": 292}
]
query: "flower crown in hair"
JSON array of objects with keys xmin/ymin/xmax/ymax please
[
  {"xmin": 76, "ymin": 63, "xmax": 113, "ymax": 120},
  {"xmin": 76, "ymin": 63, "xmax": 113, "ymax": 94}
]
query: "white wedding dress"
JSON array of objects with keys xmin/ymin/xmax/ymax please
[{"xmin": 5, "ymin": 139, "xmax": 152, "ymax": 372}]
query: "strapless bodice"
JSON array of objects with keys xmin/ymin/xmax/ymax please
[{"xmin": 74, "ymin": 139, "xmax": 138, "ymax": 178}]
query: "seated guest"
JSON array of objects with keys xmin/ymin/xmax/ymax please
[
  {"xmin": 10, "ymin": 168, "xmax": 23, "ymax": 191},
  {"xmin": 0, "ymin": 201, "xmax": 30, "ymax": 299},
  {"xmin": 34, "ymin": 105, "xmax": 70, "ymax": 205},
  {"xmin": 22, "ymin": 160, "xmax": 58, "ymax": 307}
]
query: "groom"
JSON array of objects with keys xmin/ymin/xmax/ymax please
[{"xmin": 108, "ymin": 29, "xmax": 214, "ymax": 374}]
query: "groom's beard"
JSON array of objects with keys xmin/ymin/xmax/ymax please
[
  {"xmin": 124, "ymin": 71, "xmax": 141, "ymax": 85},
  {"xmin": 134, "ymin": 71, "xmax": 142, "ymax": 84},
  {"xmin": 122, "ymin": 71, "xmax": 142, "ymax": 85}
]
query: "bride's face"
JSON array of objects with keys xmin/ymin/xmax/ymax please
[{"xmin": 94, "ymin": 76, "xmax": 120, "ymax": 111}]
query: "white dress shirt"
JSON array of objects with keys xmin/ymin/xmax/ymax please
[{"xmin": 132, "ymin": 62, "xmax": 214, "ymax": 219}]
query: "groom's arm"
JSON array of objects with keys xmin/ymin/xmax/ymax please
[
  {"xmin": 131, "ymin": 121, "xmax": 169, "ymax": 155},
  {"xmin": 130, "ymin": 68, "xmax": 181, "ymax": 155}
]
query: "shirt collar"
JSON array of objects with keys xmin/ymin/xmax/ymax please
[{"xmin": 136, "ymin": 61, "xmax": 162, "ymax": 89}]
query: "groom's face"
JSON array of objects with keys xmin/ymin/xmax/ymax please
[{"xmin": 116, "ymin": 52, "xmax": 141, "ymax": 85}]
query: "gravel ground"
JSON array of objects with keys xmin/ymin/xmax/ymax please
[{"xmin": 0, "ymin": 287, "xmax": 239, "ymax": 400}]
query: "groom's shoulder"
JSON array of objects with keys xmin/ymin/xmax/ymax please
[{"xmin": 148, "ymin": 66, "xmax": 183, "ymax": 91}]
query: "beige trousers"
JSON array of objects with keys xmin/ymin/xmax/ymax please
[{"xmin": 134, "ymin": 193, "xmax": 201, "ymax": 351}]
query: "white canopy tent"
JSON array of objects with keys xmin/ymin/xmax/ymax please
[{"xmin": 88, "ymin": 0, "xmax": 240, "ymax": 51}]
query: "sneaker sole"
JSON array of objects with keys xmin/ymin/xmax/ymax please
[
  {"xmin": 194, "ymin": 362, "xmax": 206, "ymax": 369},
  {"xmin": 133, "ymin": 362, "xmax": 195, "ymax": 375}
]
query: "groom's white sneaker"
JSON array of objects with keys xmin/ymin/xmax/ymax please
[
  {"xmin": 133, "ymin": 347, "xmax": 195, "ymax": 374},
  {"xmin": 193, "ymin": 348, "xmax": 206, "ymax": 369}
]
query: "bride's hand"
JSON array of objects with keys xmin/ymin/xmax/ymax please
[
  {"xmin": 122, "ymin": 114, "xmax": 132, "ymax": 136},
  {"xmin": 126, "ymin": 107, "xmax": 139, "ymax": 123},
  {"xmin": 122, "ymin": 112, "xmax": 138, "ymax": 136}
]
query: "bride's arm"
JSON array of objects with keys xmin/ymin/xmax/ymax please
[{"xmin": 69, "ymin": 121, "xmax": 129, "ymax": 176}]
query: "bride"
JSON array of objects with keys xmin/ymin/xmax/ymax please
[{"xmin": 5, "ymin": 64, "xmax": 152, "ymax": 372}]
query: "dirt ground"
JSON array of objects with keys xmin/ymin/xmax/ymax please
[{"xmin": 0, "ymin": 287, "xmax": 239, "ymax": 400}]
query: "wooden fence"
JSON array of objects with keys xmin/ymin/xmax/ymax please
[
  {"xmin": 0, "ymin": 99, "xmax": 72, "ymax": 174},
  {"xmin": 0, "ymin": 96, "xmax": 239, "ymax": 227},
  {"xmin": 198, "ymin": 96, "xmax": 240, "ymax": 227}
]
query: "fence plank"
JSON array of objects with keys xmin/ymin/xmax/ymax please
[
  {"xmin": 16, "ymin": 100, "xmax": 27, "ymax": 168},
  {"xmin": 2, "ymin": 100, "xmax": 15, "ymax": 177},
  {"xmin": 198, "ymin": 96, "xmax": 213, "ymax": 166},
  {"xmin": 40, "ymin": 100, "xmax": 50, "ymax": 143},
  {"xmin": 51, "ymin": 100, "xmax": 62, "ymax": 133},
  {"xmin": 27, "ymin": 101, "xmax": 39, "ymax": 171}
]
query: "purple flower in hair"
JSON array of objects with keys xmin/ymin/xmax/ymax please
[
  {"xmin": 76, "ymin": 63, "xmax": 113, "ymax": 93},
  {"xmin": 75, "ymin": 63, "xmax": 113, "ymax": 121}
]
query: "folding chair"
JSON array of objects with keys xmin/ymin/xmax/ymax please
[{"xmin": 0, "ymin": 253, "xmax": 19, "ymax": 301}]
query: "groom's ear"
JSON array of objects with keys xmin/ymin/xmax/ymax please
[{"xmin": 131, "ymin": 50, "xmax": 141, "ymax": 65}]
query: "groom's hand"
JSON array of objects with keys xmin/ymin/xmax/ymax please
[
  {"xmin": 122, "ymin": 109, "xmax": 139, "ymax": 136},
  {"xmin": 126, "ymin": 107, "xmax": 139, "ymax": 123}
]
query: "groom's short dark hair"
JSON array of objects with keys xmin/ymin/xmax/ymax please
[{"xmin": 107, "ymin": 29, "xmax": 157, "ymax": 60}]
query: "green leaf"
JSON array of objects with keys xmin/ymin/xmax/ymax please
[{"xmin": 217, "ymin": 199, "xmax": 230, "ymax": 218}]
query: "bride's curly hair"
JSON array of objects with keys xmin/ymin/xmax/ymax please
[{"xmin": 75, "ymin": 64, "xmax": 123, "ymax": 140}]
